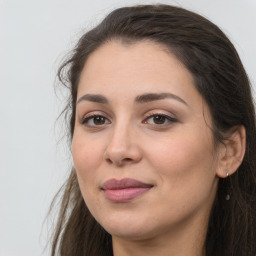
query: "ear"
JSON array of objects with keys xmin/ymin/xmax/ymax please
[{"xmin": 216, "ymin": 125, "xmax": 246, "ymax": 178}]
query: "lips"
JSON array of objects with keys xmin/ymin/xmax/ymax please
[{"xmin": 102, "ymin": 178, "xmax": 153, "ymax": 203}]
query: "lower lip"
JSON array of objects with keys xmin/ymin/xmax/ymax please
[{"xmin": 104, "ymin": 187, "xmax": 151, "ymax": 203}]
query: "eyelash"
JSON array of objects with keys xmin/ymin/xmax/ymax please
[
  {"xmin": 81, "ymin": 114, "xmax": 111, "ymax": 127},
  {"xmin": 142, "ymin": 113, "xmax": 177, "ymax": 126},
  {"xmin": 81, "ymin": 112, "xmax": 177, "ymax": 128}
]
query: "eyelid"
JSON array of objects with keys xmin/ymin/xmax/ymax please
[
  {"xmin": 142, "ymin": 111, "xmax": 178, "ymax": 126},
  {"xmin": 80, "ymin": 111, "xmax": 111, "ymax": 125},
  {"xmin": 143, "ymin": 109, "xmax": 177, "ymax": 119}
]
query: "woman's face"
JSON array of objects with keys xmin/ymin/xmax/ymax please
[{"xmin": 72, "ymin": 40, "xmax": 220, "ymax": 241}]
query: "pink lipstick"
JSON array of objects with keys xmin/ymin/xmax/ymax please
[{"xmin": 102, "ymin": 178, "xmax": 153, "ymax": 203}]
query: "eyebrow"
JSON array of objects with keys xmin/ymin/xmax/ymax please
[
  {"xmin": 135, "ymin": 93, "xmax": 188, "ymax": 106},
  {"xmin": 76, "ymin": 92, "xmax": 188, "ymax": 106},
  {"xmin": 77, "ymin": 94, "xmax": 109, "ymax": 105}
]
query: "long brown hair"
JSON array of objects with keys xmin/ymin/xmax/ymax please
[{"xmin": 51, "ymin": 4, "xmax": 256, "ymax": 256}]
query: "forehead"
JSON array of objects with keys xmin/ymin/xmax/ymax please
[{"xmin": 78, "ymin": 40, "xmax": 196, "ymax": 97}]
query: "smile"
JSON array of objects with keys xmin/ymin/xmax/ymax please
[{"xmin": 101, "ymin": 178, "xmax": 153, "ymax": 203}]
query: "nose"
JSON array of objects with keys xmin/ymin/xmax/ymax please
[{"xmin": 103, "ymin": 123, "xmax": 142, "ymax": 166}]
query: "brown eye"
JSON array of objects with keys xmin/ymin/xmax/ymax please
[
  {"xmin": 82, "ymin": 115, "xmax": 111, "ymax": 127},
  {"xmin": 93, "ymin": 116, "xmax": 106, "ymax": 125},
  {"xmin": 153, "ymin": 115, "xmax": 166, "ymax": 124},
  {"xmin": 143, "ymin": 113, "xmax": 177, "ymax": 126}
]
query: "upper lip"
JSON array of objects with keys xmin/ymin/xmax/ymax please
[{"xmin": 102, "ymin": 178, "xmax": 153, "ymax": 190}]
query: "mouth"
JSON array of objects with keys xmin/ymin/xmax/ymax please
[{"xmin": 101, "ymin": 178, "xmax": 154, "ymax": 203}]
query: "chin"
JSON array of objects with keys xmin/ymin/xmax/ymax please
[
  {"xmin": 97, "ymin": 212, "xmax": 153, "ymax": 240},
  {"xmin": 106, "ymin": 225, "xmax": 152, "ymax": 241}
]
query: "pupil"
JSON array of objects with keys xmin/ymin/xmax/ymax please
[
  {"xmin": 94, "ymin": 116, "xmax": 105, "ymax": 125},
  {"xmin": 154, "ymin": 115, "xmax": 165, "ymax": 124}
]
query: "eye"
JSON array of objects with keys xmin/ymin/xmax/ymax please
[
  {"xmin": 143, "ymin": 114, "xmax": 177, "ymax": 126},
  {"xmin": 81, "ymin": 114, "xmax": 111, "ymax": 127}
]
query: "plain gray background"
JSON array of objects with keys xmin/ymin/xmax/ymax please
[{"xmin": 1, "ymin": 0, "xmax": 255, "ymax": 255}]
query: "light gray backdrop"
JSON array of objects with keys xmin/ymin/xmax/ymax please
[{"xmin": 1, "ymin": 0, "xmax": 255, "ymax": 255}]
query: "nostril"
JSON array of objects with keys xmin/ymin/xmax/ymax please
[
  {"xmin": 123, "ymin": 158, "xmax": 133, "ymax": 162},
  {"xmin": 106, "ymin": 158, "xmax": 112, "ymax": 164},
  {"xmin": 105, "ymin": 157, "xmax": 133, "ymax": 166}
]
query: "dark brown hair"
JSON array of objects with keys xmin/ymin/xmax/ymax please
[{"xmin": 51, "ymin": 4, "xmax": 256, "ymax": 256}]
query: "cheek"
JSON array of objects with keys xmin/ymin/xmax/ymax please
[
  {"xmin": 144, "ymin": 135, "xmax": 218, "ymax": 220},
  {"xmin": 71, "ymin": 133, "xmax": 105, "ymax": 214},
  {"xmin": 72, "ymin": 132, "xmax": 104, "ymax": 187},
  {"xmin": 144, "ymin": 128, "xmax": 217, "ymax": 190}
]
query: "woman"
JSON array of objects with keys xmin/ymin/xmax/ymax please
[{"xmin": 50, "ymin": 4, "xmax": 256, "ymax": 256}]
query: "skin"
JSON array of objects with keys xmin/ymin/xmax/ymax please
[{"xmin": 72, "ymin": 40, "xmax": 244, "ymax": 256}]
